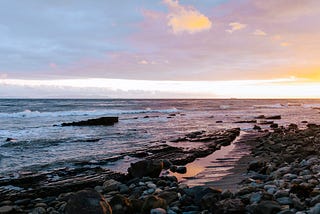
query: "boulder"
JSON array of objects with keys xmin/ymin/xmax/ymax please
[
  {"xmin": 65, "ymin": 189, "xmax": 112, "ymax": 214},
  {"xmin": 103, "ymin": 179, "xmax": 121, "ymax": 192},
  {"xmin": 61, "ymin": 117, "xmax": 118, "ymax": 126},
  {"xmin": 128, "ymin": 160, "xmax": 163, "ymax": 178},
  {"xmin": 109, "ymin": 194, "xmax": 133, "ymax": 214},
  {"xmin": 141, "ymin": 196, "xmax": 167, "ymax": 214},
  {"xmin": 158, "ymin": 191, "xmax": 179, "ymax": 204}
]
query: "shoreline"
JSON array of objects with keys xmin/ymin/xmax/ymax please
[{"xmin": 1, "ymin": 124, "xmax": 320, "ymax": 213}]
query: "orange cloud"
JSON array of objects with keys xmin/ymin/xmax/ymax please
[{"xmin": 163, "ymin": 0, "xmax": 212, "ymax": 34}]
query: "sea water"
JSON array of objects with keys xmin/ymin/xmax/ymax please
[{"xmin": 1, "ymin": 99, "xmax": 320, "ymax": 177}]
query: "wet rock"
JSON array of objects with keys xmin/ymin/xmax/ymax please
[
  {"xmin": 150, "ymin": 208, "xmax": 167, "ymax": 214},
  {"xmin": 158, "ymin": 191, "xmax": 179, "ymax": 204},
  {"xmin": 118, "ymin": 184, "xmax": 129, "ymax": 194},
  {"xmin": 253, "ymin": 200, "xmax": 281, "ymax": 214},
  {"xmin": 215, "ymin": 198, "xmax": 245, "ymax": 214},
  {"xmin": 162, "ymin": 159, "xmax": 173, "ymax": 169},
  {"xmin": 265, "ymin": 115, "xmax": 281, "ymax": 120},
  {"xmin": 141, "ymin": 196, "xmax": 167, "ymax": 214},
  {"xmin": 184, "ymin": 186, "xmax": 221, "ymax": 205},
  {"xmin": 128, "ymin": 160, "xmax": 164, "ymax": 178},
  {"xmin": 311, "ymin": 195, "xmax": 320, "ymax": 207},
  {"xmin": 65, "ymin": 189, "xmax": 112, "ymax": 214},
  {"xmin": 0, "ymin": 206, "xmax": 14, "ymax": 214},
  {"xmin": 103, "ymin": 179, "xmax": 121, "ymax": 192},
  {"xmin": 175, "ymin": 166, "xmax": 187, "ymax": 174},
  {"xmin": 253, "ymin": 125, "xmax": 262, "ymax": 130},
  {"xmin": 109, "ymin": 194, "xmax": 133, "ymax": 214},
  {"xmin": 234, "ymin": 120, "xmax": 257, "ymax": 123},
  {"xmin": 32, "ymin": 207, "xmax": 46, "ymax": 214},
  {"xmin": 290, "ymin": 184, "xmax": 313, "ymax": 199},
  {"xmin": 61, "ymin": 116, "xmax": 118, "ymax": 126},
  {"xmin": 270, "ymin": 124, "xmax": 278, "ymax": 129},
  {"xmin": 250, "ymin": 192, "xmax": 262, "ymax": 204},
  {"xmin": 310, "ymin": 203, "xmax": 320, "ymax": 214},
  {"xmin": 248, "ymin": 160, "xmax": 265, "ymax": 172},
  {"xmin": 276, "ymin": 197, "xmax": 292, "ymax": 205}
]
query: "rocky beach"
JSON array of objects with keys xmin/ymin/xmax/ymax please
[{"xmin": 1, "ymin": 118, "xmax": 320, "ymax": 214}]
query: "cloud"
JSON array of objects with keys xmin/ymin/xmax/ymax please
[
  {"xmin": 253, "ymin": 29, "xmax": 266, "ymax": 36},
  {"xmin": 226, "ymin": 22, "xmax": 247, "ymax": 33},
  {"xmin": 280, "ymin": 42, "xmax": 291, "ymax": 47},
  {"xmin": 139, "ymin": 60, "xmax": 149, "ymax": 65},
  {"xmin": 163, "ymin": 0, "xmax": 212, "ymax": 34}
]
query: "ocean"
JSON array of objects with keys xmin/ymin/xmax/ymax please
[{"xmin": 1, "ymin": 99, "xmax": 320, "ymax": 179}]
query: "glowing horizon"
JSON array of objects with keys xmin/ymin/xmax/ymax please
[{"xmin": 1, "ymin": 77, "xmax": 320, "ymax": 99}]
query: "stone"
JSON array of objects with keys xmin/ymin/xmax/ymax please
[
  {"xmin": 158, "ymin": 191, "xmax": 179, "ymax": 204},
  {"xmin": 103, "ymin": 179, "xmax": 121, "ymax": 192},
  {"xmin": 175, "ymin": 166, "xmax": 187, "ymax": 174},
  {"xmin": 311, "ymin": 195, "xmax": 320, "ymax": 206},
  {"xmin": 32, "ymin": 207, "xmax": 46, "ymax": 214},
  {"xmin": 150, "ymin": 208, "xmax": 167, "ymax": 214},
  {"xmin": 276, "ymin": 197, "xmax": 292, "ymax": 205},
  {"xmin": 141, "ymin": 196, "xmax": 167, "ymax": 214},
  {"xmin": 61, "ymin": 117, "xmax": 118, "ymax": 126},
  {"xmin": 250, "ymin": 192, "xmax": 262, "ymax": 204},
  {"xmin": 253, "ymin": 125, "xmax": 262, "ymax": 130},
  {"xmin": 109, "ymin": 194, "xmax": 133, "ymax": 214},
  {"xmin": 283, "ymin": 173, "xmax": 297, "ymax": 181},
  {"xmin": 128, "ymin": 160, "xmax": 164, "ymax": 178},
  {"xmin": 65, "ymin": 189, "xmax": 112, "ymax": 214},
  {"xmin": 200, "ymin": 192, "xmax": 221, "ymax": 210},
  {"xmin": 215, "ymin": 198, "xmax": 245, "ymax": 213},
  {"xmin": 0, "ymin": 206, "xmax": 14, "ymax": 214},
  {"xmin": 118, "ymin": 184, "xmax": 129, "ymax": 194},
  {"xmin": 253, "ymin": 200, "xmax": 281, "ymax": 214},
  {"xmin": 184, "ymin": 186, "xmax": 221, "ymax": 205},
  {"xmin": 310, "ymin": 203, "xmax": 320, "ymax": 214},
  {"xmin": 290, "ymin": 184, "xmax": 313, "ymax": 199},
  {"xmin": 162, "ymin": 159, "xmax": 173, "ymax": 169},
  {"xmin": 248, "ymin": 160, "xmax": 265, "ymax": 172}
]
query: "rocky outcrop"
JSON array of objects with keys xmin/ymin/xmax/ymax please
[
  {"xmin": 61, "ymin": 117, "xmax": 118, "ymax": 126},
  {"xmin": 65, "ymin": 189, "xmax": 112, "ymax": 214},
  {"xmin": 128, "ymin": 160, "xmax": 164, "ymax": 178}
]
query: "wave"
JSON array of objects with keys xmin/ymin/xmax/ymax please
[
  {"xmin": 303, "ymin": 104, "xmax": 320, "ymax": 109},
  {"xmin": 253, "ymin": 104, "xmax": 284, "ymax": 109},
  {"xmin": 0, "ymin": 108, "xmax": 179, "ymax": 118}
]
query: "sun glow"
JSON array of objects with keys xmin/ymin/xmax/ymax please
[{"xmin": 1, "ymin": 78, "xmax": 320, "ymax": 98}]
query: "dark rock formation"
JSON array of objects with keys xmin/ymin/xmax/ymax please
[{"xmin": 61, "ymin": 117, "xmax": 118, "ymax": 126}]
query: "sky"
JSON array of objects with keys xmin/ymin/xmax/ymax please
[{"xmin": 1, "ymin": 0, "xmax": 320, "ymax": 98}]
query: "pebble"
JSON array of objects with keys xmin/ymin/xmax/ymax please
[
  {"xmin": 0, "ymin": 206, "xmax": 13, "ymax": 213},
  {"xmin": 150, "ymin": 208, "xmax": 167, "ymax": 214}
]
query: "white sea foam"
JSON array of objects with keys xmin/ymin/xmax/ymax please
[
  {"xmin": 303, "ymin": 104, "xmax": 320, "ymax": 109},
  {"xmin": 253, "ymin": 104, "xmax": 284, "ymax": 109},
  {"xmin": 219, "ymin": 105, "xmax": 230, "ymax": 110},
  {"xmin": 0, "ymin": 108, "xmax": 179, "ymax": 118}
]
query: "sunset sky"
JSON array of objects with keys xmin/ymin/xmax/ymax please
[{"xmin": 1, "ymin": 0, "xmax": 320, "ymax": 98}]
